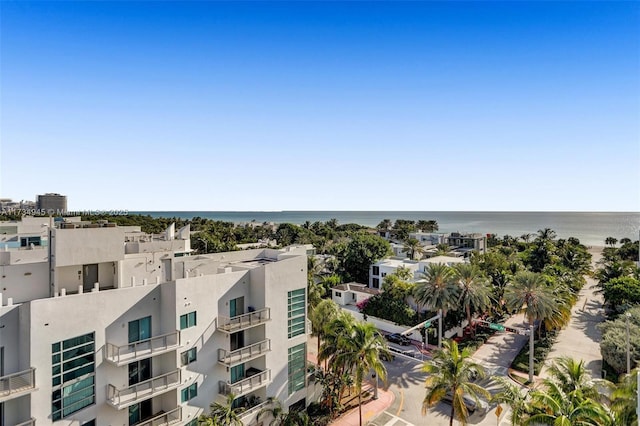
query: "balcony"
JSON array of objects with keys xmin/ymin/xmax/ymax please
[
  {"xmin": 0, "ymin": 368, "xmax": 36, "ymax": 403},
  {"xmin": 104, "ymin": 331, "xmax": 181, "ymax": 366},
  {"xmin": 136, "ymin": 407, "xmax": 182, "ymax": 426},
  {"xmin": 239, "ymin": 400, "xmax": 271, "ymax": 423},
  {"xmin": 218, "ymin": 339, "xmax": 271, "ymax": 367},
  {"xmin": 219, "ymin": 369, "xmax": 271, "ymax": 398},
  {"xmin": 107, "ymin": 369, "xmax": 181, "ymax": 409},
  {"xmin": 218, "ymin": 308, "xmax": 271, "ymax": 333},
  {"xmin": 15, "ymin": 419, "xmax": 35, "ymax": 426}
]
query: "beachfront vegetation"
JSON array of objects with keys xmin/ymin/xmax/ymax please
[{"xmin": 315, "ymin": 311, "xmax": 391, "ymax": 425}]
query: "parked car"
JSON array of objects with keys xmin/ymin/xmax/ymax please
[
  {"xmin": 441, "ymin": 391, "xmax": 488, "ymax": 414},
  {"xmin": 385, "ymin": 333, "xmax": 411, "ymax": 346}
]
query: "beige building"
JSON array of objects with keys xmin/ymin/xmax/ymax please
[{"xmin": 0, "ymin": 218, "xmax": 310, "ymax": 426}]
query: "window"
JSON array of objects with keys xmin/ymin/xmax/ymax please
[
  {"xmin": 381, "ymin": 272, "xmax": 387, "ymax": 278},
  {"xmin": 181, "ymin": 383, "xmax": 198, "ymax": 402},
  {"xmin": 287, "ymin": 289, "xmax": 306, "ymax": 338},
  {"xmin": 128, "ymin": 358, "xmax": 151, "ymax": 386},
  {"xmin": 129, "ymin": 316, "xmax": 151, "ymax": 343},
  {"xmin": 288, "ymin": 343, "xmax": 306, "ymax": 395},
  {"xmin": 372, "ymin": 266, "xmax": 380, "ymax": 276},
  {"xmin": 181, "ymin": 347, "xmax": 197, "ymax": 366},
  {"xmin": 180, "ymin": 311, "xmax": 197, "ymax": 329},
  {"xmin": 82, "ymin": 421, "xmax": 96, "ymax": 426},
  {"xmin": 129, "ymin": 400, "xmax": 151, "ymax": 426},
  {"xmin": 335, "ymin": 291, "xmax": 342, "ymax": 297},
  {"xmin": 372, "ymin": 278, "xmax": 380, "ymax": 289},
  {"xmin": 186, "ymin": 420, "xmax": 199, "ymax": 426},
  {"xmin": 52, "ymin": 332, "xmax": 95, "ymax": 420},
  {"xmin": 20, "ymin": 236, "xmax": 41, "ymax": 247}
]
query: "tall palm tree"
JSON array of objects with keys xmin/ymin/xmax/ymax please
[
  {"xmin": 453, "ymin": 263, "xmax": 491, "ymax": 333},
  {"xmin": 422, "ymin": 340, "xmax": 490, "ymax": 426},
  {"xmin": 415, "ymin": 263, "xmax": 459, "ymax": 319},
  {"xmin": 504, "ymin": 271, "xmax": 557, "ymax": 382},
  {"xmin": 402, "ymin": 238, "xmax": 424, "ymax": 260},
  {"xmin": 334, "ymin": 321, "xmax": 390, "ymax": 426},
  {"xmin": 318, "ymin": 312, "xmax": 357, "ymax": 407},
  {"xmin": 311, "ymin": 299, "xmax": 340, "ymax": 367},
  {"xmin": 207, "ymin": 393, "xmax": 244, "ymax": 426}
]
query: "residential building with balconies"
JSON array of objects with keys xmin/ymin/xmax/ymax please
[{"xmin": 0, "ymin": 218, "xmax": 309, "ymax": 426}]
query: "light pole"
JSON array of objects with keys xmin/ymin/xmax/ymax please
[
  {"xmin": 626, "ymin": 312, "xmax": 632, "ymax": 375},
  {"xmin": 438, "ymin": 309, "xmax": 443, "ymax": 348},
  {"xmin": 198, "ymin": 238, "xmax": 207, "ymax": 254},
  {"xmin": 529, "ymin": 322, "xmax": 535, "ymax": 383},
  {"xmin": 372, "ymin": 372, "xmax": 378, "ymax": 400}
]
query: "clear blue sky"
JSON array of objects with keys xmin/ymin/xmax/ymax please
[{"xmin": 1, "ymin": 1, "xmax": 638, "ymax": 211}]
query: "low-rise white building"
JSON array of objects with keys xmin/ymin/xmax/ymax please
[
  {"xmin": 330, "ymin": 283, "xmax": 381, "ymax": 307},
  {"xmin": 0, "ymin": 218, "xmax": 310, "ymax": 426}
]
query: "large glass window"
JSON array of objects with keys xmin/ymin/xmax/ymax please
[
  {"xmin": 128, "ymin": 316, "xmax": 151, "ymax": 343},
  {"xmin": 129, "ymin": 400, "xmax": 152, "ymax": 426},
  {"xmin": 181, "ymin": 383, "xmax": 198, "ymax": 402},
  {"xmin": 288, "ymin": 343, "xmax": 306, "ymax": 395},
  {"xmin": 287, "ymin": 289, "xmax": 306, "ymax": 338},
  {"xmin": 180, "ymin": 311, "xmax": 197, "ymax": 329},
  {"xmin": 181, "ymin": 347, "xmax": 197, "ymax": 366},
  {"xmin": 52, "ymin": 332, "xmax": 95, "ymax": 420}
]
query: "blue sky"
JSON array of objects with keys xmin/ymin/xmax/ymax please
[{"xmin": 1, "ymin": 1, "xmax": 638, "ymax": 211}]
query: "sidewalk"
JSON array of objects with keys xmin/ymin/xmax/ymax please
[{"xmin": 330, "ymin": 384, "xmax": 395, "ymax": 426}]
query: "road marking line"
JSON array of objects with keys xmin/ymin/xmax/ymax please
[{"xmin": 383, "ymin": 411, "xmax": 415, "ymax": 426}]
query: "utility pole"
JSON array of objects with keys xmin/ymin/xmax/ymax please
[{"xmin": 627, "ymin": 312, "xmax": 632, "ymax": 375}]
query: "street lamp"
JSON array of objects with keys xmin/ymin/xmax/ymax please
[
  {"xmin": 198, "ymin": 238, "xmax": 208, "ymax": 254},
  {"xmin": 626, "ymin": 312, "xmax": 632, "ymax": 375}
]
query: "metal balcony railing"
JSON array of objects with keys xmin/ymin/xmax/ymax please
[
  {"xmin": 14, "ymin": 419, "xmax": 35, "ymax": 426},
  {"xmin": 0, "ymin": 368, "xmax": 36, "ymax": 402},
  {"xmin": 217, "ymin": 308, "xmax": 270, "ymax": 333},
  {"xmin": 136, "ymin": 407, "xmax": 182, "ymax": 426},
  {"xmin": 218, "ymin": 339, "xmax": 271, "ymax": 366},
  {"xmin": 218, "ymin": 369, "xmax": 271, "ymax": 397},
  {"xmin": 104, "ymin": 331, "xmax": 180, "ymax": 366},
  {"xmin": 107, "ymin": 369, "xmax": 181, "ymax": 409}
]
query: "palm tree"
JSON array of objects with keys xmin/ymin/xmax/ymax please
[
  {"xmin": 402, "ymin": 237, "xmax": 424, "ymax": 260},
  {"xmin": 605, "ymin": 236, "xmax": 618, "ymax": 247},
  {"xmin": 546, "ymin": 356, "xmax": 604, "ymax": 402},
  {"xmin": 537, "ymin": 228, "xmax": 557, "ymax": 242},
  {"xmin": 504, "ymin": 271, "xmax": 557, "ymax": 382},
  {"xmin": 611, "ymin": 369, "xmax": 639, "ymax": 425},
  {"xmin": 435, "ymin": 243, "xmax": 455, "ymax": 256},
  {"xmin": 207, "ymin": 393, "xmax": 244, "ymax": 426},
  {"xmin": 334, "ymin": 321, "xmax": 390, "ymax": 426},
  {"xmin": 520, "ymin": 233, "xmax": 532, "ymax": 243},
  {"xmin": 257, "ymin": 397, "xmax": 286, "ymax": 426},
  {"xmin": 311, "ymin": 299, "xmax": 340, "ymax": 367},
  {"xmin": 415, "ymin": 263, "xmax": 459, "ymax": 327},
  {"xmin": 525, "ymin": 380, "xmax": 612, "ymax": 426},
  {"xmin": 318, "ymin": 312, "xmax": 357, "ymax": 408},
  {"xmin": 453, "ymin": 263, "xmax": 491, "ymax": 333},
  {"xmin": 491, "ymin": 376, "xmax": 531, "ymax": 426},
  {"xmin": 422, "ymin": 340, "xmax": 490, "ymax": 426}
]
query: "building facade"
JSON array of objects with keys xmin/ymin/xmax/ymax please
[
  {"xmin": 36, "ymin": 194, "xmax": 68, "ymax": 214},
  {"xmin": 0, "ymin": 218, "xmax": 309, "ymax": 426}
]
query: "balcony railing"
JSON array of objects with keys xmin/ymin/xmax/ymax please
[
  {"xmin": 219, "ymin": 369, "xmax": 271, "ymax": 398},
  {"xmin": 218, "ymin": 339, "xmax": 271, "ymax": 366},
  {"xmin": 104, "ymin": 331, "xmax": 181, "ymax": 366},
  {"xmin": 240, "ymin": 400, "xmax": 271, "ymax": 422},
  {"xmin": 107, "ymin": 369, "xmax": 181, "ymax": 409},
  {"xmin": 136, "ymin": 407, "xmax": 182, "ymax": 426},
  {"xmin": 15, "ymin": 419, "xmax": 35, "ymax": 426},
  {"xmin": 0, "ymin": 368, "xmax": 36, "ymax": 402},
  {"xmin": 218, "ymin": 308, "xmax": 270, "ymax": 333}
]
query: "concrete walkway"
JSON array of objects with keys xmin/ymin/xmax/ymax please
[
  {"xmin": 472, "ymin": 316, "xmax": 529, "ymax": 370},
  {"xmin": 330, "ymin": 385, "xmax": 395, "ymax": 426},
  {"xmin": 540, "ymin": 248, "xmax": 605, "ymax": 379}
]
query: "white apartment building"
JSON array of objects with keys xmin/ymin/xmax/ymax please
[
  {"xmin": 0, "ymin": 218, "xmax": 309, "ymax": 426},
  {"xmin": 368, "ymin": 256, "xmax": 466, "ymax": 290}
]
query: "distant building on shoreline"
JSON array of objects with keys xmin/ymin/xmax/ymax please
[{"xmin": 36, "ymin": 192, "xmax": 67, "ymax": 213}]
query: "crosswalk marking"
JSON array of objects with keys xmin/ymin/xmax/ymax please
[{"xmin": 381, "ymin": 411, "xmax": 415, "ymax": 426}]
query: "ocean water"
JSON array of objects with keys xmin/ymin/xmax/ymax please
[{"xmin": 135, "ymin": 211, "xmax": 639, "ymax": 247}]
